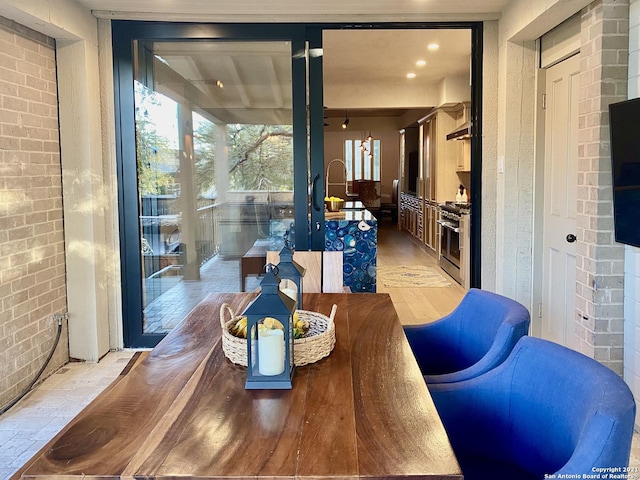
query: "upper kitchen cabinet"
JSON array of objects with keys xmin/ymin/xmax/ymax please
[
  {"xmin": 447, "ymin": 102, "xmax": 472, "ymax": 172},
  {"xmin": 456, "ymin": 140, "xmax": 471, "ymax": 172},
  {"xmin": 425, "ymin": 108, "xmax": 459, "ymax": 203}
]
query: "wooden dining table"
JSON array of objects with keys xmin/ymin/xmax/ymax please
[{"xmin": 15, "ymin": 292, "xmax": 462, "ymax": 480}]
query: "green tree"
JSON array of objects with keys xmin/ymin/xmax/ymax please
[
  {"xmin": 227, "ymin": 124, "xmax": 293, "ymax": 190},
  {"xmin": 135, "ymin": 82, "xmax": 178, "ymax": 196},
  {"xmin": 193, "ymin": 121, "xmax": 294, "ymax": 195},
  {"xmin": 193, "ymin": 119, "xmax": 217, "ymax": 197}
]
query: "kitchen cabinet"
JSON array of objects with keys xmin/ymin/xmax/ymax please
[
  {"xmin": 452, "ymin": 104, "xmax": 471, "ymax": 172},
  {"xmin": 424, "ymin": 200, "xmax": 439, "ymax": 252},
  {"xmin": 460, "ymin": 213, "xmax": 471, "ymax": 289},
  {"xmin": 418, "ymin": 109, "xmax": 459, "ymax": 203},
  {"xmin": 419, "ymin": 116, "xmax": 438, "ymax": 253},
  {"xmin": 400, "ymin": 193, "xmax": 423, "ymax": 241},
  {"xmin": 400, "ymin": 108, "xmax": 460, "ymax": 252},
  {"xmin": 456, "ymin": 139, "xmax": 471, "ymax": 172}
]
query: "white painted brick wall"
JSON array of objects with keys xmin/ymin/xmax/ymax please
[
  {"xmin": 624, "ymin": 0, "xmax": 640, "ymax": 429},
  {"xmin": 575, "ymin": 0, "xmax": 628, "ymax": 375},
  {"xmin": 0, "ymin": 16, "xmax": 68, "ymax": 409}
]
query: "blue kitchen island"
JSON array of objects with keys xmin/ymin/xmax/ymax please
[
  {"xmin": 269, "ymin": 208, "xmax": 377, "ymax": 292},
  {"xmin": 325, "ymin": 209, "xmax": 377, "ymax": 292}
]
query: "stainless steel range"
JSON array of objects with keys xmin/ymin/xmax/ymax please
[{"xmin": 437, "ymin": 202, "xmax": 470, "ymax": 286}]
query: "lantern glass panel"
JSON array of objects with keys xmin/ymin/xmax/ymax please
[
  {"xmin": 275, "ymin": 246, "xmax": 305, "ymax": 309},
  {"xmin": 249, "ymin": 317, "xmax": 286, "ymax": 376},
  {"xmin": 280, "ymin": 279, "xmax": 298, "ymax": 302}
]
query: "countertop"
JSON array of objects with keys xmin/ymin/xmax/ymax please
[
  {"xmin": 324, "ymin": 208, "xmax": 376, "ymax": 221},
  {"xmin": 341, "ymin": 200, "xmax": 365, "ymax": 210}
]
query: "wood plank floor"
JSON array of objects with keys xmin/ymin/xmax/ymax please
[{"xmin": 376, "ymin": 217, "xmax": 466, "ymax": 326}]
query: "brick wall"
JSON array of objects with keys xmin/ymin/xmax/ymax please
[
  {"xmin": 576, "ymin": 0, "xmax": 629, "ymax": 375},
  {"xmin": 0, "ymin": 16, "xmax": 68, "ymax": 409}
]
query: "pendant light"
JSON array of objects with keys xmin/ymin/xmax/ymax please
[{"xmin": 341, "ymin": 110, "xmax": 349, "ymax": 129}]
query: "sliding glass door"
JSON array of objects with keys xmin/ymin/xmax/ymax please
[
  {"xmin": 113, "ymin": 21, "xmax": 483, "ymax": 348},
  {"xmin": 113, "ymin": 23, "xmax": 322, "ymax": 347}
]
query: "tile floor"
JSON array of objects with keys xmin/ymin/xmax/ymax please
[
  {"xmin": 1, "ymin": 348, "xmax": 639, "ymax": 479},
  {"xmin": 144, "ymin": 255, "xmax": 262, "ymax": 333},
  {"xmin": 0, "ymin": 350, "xmax": 138, "ymax": 479}
]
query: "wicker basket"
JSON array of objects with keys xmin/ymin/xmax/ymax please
[{"xmin": 219, "ymin": 303, "xmax": 337, "ymax": 367}]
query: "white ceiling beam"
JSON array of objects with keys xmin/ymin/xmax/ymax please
[
  {"xmin": 225, "ymin": 56, "xmax": 252, "ymax": 108},
  {"xmin": 265, "ymin": 57, "xmax": 284, "ymax": 109}
]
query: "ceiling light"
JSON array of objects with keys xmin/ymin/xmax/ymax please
[
  {"xmin": 341, "ymin": 111, "xmax": 349, "ymax": 129},
  {"xmin": 215, "ymin": 80, "xmax": 224, "ymax": 88},
  {"xmin": 416, "ymin": 60, "xmax": 426, "ymax": 67},
  {"xmin": 406, "ymin": 72, "xmax": 416, "ymax": 79},
  {"xmin": 427, "ymin": 43, "xmax": 440, "ymax": 51}
]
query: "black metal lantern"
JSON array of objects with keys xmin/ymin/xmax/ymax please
[
  {"xmin": 242, "ymin": 268, "xmax": 296, "ymax": 389},
  {"xmin": 275, "ymin": 244, "xmax": 306, "ymax": 310}
]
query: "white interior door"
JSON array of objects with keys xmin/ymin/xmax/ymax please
[{"xmin": 541, "ymin": 54, "xmax": 580, "ymax": 348}]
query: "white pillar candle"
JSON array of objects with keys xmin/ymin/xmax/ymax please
[
  {"xmin": 281, "ymin": 287, "xmax": 296, "ymax": 300},
  {"xmin": 258, "ymin": 328, "xmax": 285, "ymax": 376}
]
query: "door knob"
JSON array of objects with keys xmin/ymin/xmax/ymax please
[{"xmin": 566, "ymin": 234, "xmax": 577, "ymax": 243}]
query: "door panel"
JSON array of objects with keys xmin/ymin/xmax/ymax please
[
  {"xmin": 113, "ymin": 23, "xmax": 318, "ymax": 347},
  {"xmin": 542, "ymin": 54, "xmax": 580, "ymax": 348},
  {"xmin": 134, "ymin": 39, "xmax": 296, "ymax": 335}
]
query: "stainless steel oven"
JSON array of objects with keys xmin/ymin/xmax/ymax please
[{"xmin": 437, "ymin": 203, "xmax": 469, "ymax": 285}]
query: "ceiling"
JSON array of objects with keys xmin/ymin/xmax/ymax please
[
  {"xmin": 77, "ymin": 0, "xmax": 512, "ymax": 21},
  {"xmin": 149, "ymin": 28, "xmax": 470, "ymax": 125},
  {"xmin": 87, "ymin": 1, "xmax": 486, "ymax": 125}
]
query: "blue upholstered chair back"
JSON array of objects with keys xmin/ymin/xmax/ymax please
[
  {"xmin": 430, "ymin": 337, "xmax": 636, "ymax": 478},
  {"xmin": 404, "ymin": 288, "xmax": 530, "ymax": 383}
]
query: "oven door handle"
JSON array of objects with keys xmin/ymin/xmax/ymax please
[{"xmin": 437, "ymin": 220, "xmax": 460, "ymax": 233}]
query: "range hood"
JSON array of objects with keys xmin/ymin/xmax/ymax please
[
  {"xmin": 446, "ymin": 121, "xmax": 471, "ymax": 141},
  {"xmin": 446, "ymin": 103, "xmax": 472, "ymax": 141}
]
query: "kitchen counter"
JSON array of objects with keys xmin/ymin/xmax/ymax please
[
  {"xmin": 324, "ymin": 208, "xmax": 375, "ymax": 221},
  {"xmin": 341, "ymin": 200, "xmax": 366, "ymax": 210},
  {"xmin": 325, "ymin": 209, "xmax": 377, "ymax": 293}
]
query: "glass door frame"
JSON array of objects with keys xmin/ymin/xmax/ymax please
[
  {"xmin": 113, "ymin": 22, "xmax": 315, "ymax": 347},
  {"xmin": 112, "ymin": 21, "xmax": 483, "ymax": 348}
]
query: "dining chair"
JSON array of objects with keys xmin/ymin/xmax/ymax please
[
  {"xmin": 403, "ymin": 288, "xmax": 530, "ymax": 384},
  {"xmin": 429, "ymin": 336, "xmax": 636, "ymax": 479}
]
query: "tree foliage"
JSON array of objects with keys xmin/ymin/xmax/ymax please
[
  {"xmin": 135, "ymin": 83, "xmax": 179, "ymax": 196},
  {"xmin": 194, "ymin": 122, "xmax": 294, "ymax": 196},
  {"xmin": 135, "ymin": 82, "xmax": 294, "ymax": 199},
  {"xmin": 227, "ymin": 124, "xmax": 293, "ymax": 191}
]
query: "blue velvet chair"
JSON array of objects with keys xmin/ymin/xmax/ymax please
[
  {"xmin": 429, "ymin": 337, "xmax": 636, "ymax": 480},
  {"xmin": 403, "ymin": 288, "xmax": 530, "ymax": 384}
]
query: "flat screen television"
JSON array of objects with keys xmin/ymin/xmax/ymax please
[{"xmin": 609, "ymin": 97, "xmax": 640, "ymax": 248}]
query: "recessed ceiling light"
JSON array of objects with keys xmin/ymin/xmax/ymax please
[
  {"xmin": 427, "ymin": 43, "xmax": 440, "ymax": 51},
  {"xmin": 416, "ymin": 60, "xmax": 426, "ymax": 67},
  {"xmin": 406, "ymin": 72, "xmax": 416, "ymax": 79}
]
